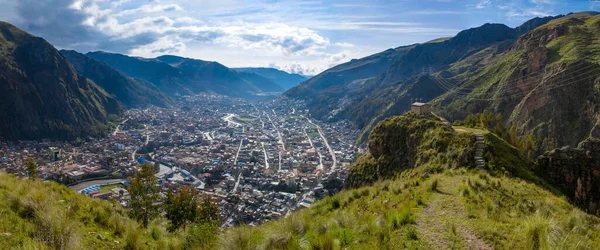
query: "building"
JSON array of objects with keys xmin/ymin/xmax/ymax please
[{"xmin": 411, "ymin": 102, "xmax": 432, "ymax": 114}]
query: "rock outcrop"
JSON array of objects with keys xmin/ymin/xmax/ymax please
[
  {"xmin": 345, "ymin": 113, "xmax": 474, "ymax": 188},
  {"xmin": 538, "ymin": 138, "xmax": 600, "ymax": 215}
]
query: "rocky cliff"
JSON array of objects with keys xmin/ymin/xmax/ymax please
[{"xmin": 538, "ymin": 138, "xmax": 600, "ymax": 215}]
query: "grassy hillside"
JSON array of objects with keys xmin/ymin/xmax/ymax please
[
  {"xmin": 0, "ymin": 172, "xmax": 214, "ymax": 249},
  {"xmin": 220, "ymin": 114, "xmax": 600, "ymax": 249},
  {"xmin": 222, "ymin": 171, "xmax": 600, "ymax": 249}
]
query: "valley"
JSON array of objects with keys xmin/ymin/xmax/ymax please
[
  {"xmin": 0, "ymin": 95, "xmax": 360, "ymax": 228},
  {"xmin": 2, "ymin": 4, "xmax": 600, "ymax": 249}
]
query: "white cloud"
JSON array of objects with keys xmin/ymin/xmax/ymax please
[
  {"xmin": 476, "ymin": 0, "xmax": 491, "ymax": 9},
  {"xmin": 130, "ymin": 35, "xmax": 186, "ymax": 56},
  {"xmin": 114, "ymin": 3, "xmax": 183, "ymax": 17},
  {"xmin": 334, "ymin": 42, "xmax": 355, "ymax": 48}
]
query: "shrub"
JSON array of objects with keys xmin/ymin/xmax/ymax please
[
  {"xmin": 389, "ymin": 209, "xmax": 415, "ymax": 229},
  {"xmin": 182, "ymin": 223, "xmax": 219, "ymax": 249},
  {"xmin": 524, "ymin": 213, "xmax": 558, "ymax": 250},
  {"xmin": 124, "ymin": 226, "xmax": 141, "ymax": 250},
  {"xmin": 405, "ymin": 226, "xmax": 419, "ymax": 241},
  {"xmin": 429, "ymin": 179, "xmax": 439, "ymax": 192},
  {"xmin": 34, "ymin": 206, "xmax": 81, "ymax": 250},
  {"xmin": 331, "ymin": 198, "xmax": 341, "ymax": 210}
]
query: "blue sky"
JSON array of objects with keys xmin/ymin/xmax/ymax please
[{"xmin": 0, "ymin": 0, "xmax": 597, "ymax": 75}]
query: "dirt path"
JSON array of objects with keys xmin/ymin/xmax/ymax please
[{"xmin": 416, "ymin": 176, "xmax": 492, "ymax": 250}]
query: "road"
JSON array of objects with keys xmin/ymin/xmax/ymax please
[
  {"xmin": 260, "ymin": 142, "xmax": 271, "ymax": 169},
  {"xmin": 266, "ymin": 112, "xmax": 286, "ymax": 151},
  {"xmin": 304, "ymin": 128, "xmax": 323, "ymax": 170},
  {"xmin": 203, "ymin": 132, "xmax": 213, "ymax": 141},
  {"xmin": 233, "ymin": 138, "xmax": 244, "ymax": 166},
  {"xmin": 223, "ymin": 113, "xmax": 242, "ymax": 127},
  {"xmin": 232, "ymin": 172, "xmax": 243, "ymax": 193},
  {"xmin": 131, "ymin": 126, "xmax": 150, "ymax": 163},
  {"xmin": 112, "ymin": 118, "xmax": 129, "ymax": 136},
  {"xmin": 303, "ymin": 116, "xmax": 338, "ymax": 168}
]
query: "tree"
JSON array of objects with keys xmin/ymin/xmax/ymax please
[
  {"xmin": 127, "ymin": 163, "xmax": 160, "ymax": 228},
  {"xmin": 494, "ymin": 114, "xmax": 505, "ymax": 138},
  {"xmin": 164, "ymin": 186, "xmax": 200, "ymax": 232},
  {"xmin": 198, "ymin": 195, "xmax": 220, "ymax": 226},
  {"xmin": 24, "ymin": 158, "xmax": 38, "ymax": 178},
  {"xmin": 464, "ymin": 114, "xmax": 478, "ymax": 128},
  {"xmin": 509, "ymin": 124, "xmax": 519, "ymax": 147},
  {"xmin": 521, "ymin": 133, "xmax": 538, "ymax": 160}
]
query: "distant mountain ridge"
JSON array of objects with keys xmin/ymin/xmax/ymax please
[
  {"xmin": 87, "ymin": 52, "xmax": 285, "ymax": 99},
  {"xmin": 233, "ymin": 67, "xmax": 307, "ymax": 90},
  {"xmin": 61, "ymin": 50, "xmax": 173, "ymax": 108},
  {"xmin": 0, "ymin": 21, "xmax": 122, "ymax": 140}
]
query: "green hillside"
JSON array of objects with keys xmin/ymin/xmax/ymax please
[
  {"xmin": 0, "ymin": 172, "xmax": 215, "ymax": 249},
  {"xmin": 220, "ymin": 114, "xmax": 600, "ymax": 249}
]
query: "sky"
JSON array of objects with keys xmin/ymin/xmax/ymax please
[{"xmin": 0, "ymin": 0, "xmax": 598, "ymax": 75}]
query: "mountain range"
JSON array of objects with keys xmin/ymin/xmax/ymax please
[
  {"xmin": 85, "ymin": 52, "xmax": 299, "ymax": 98},
  {"xmin": 0, "ymin": 21, "xmax": 305, "ymax": 140},
  {"xmin": 60, "ymin": 50, "xmax": 173, "ymax": 108},
  {"xmin": 284, "ymin": 12, "xmax": 600, "ymax": 152},
  {"xmin": 233, "ymin": 67, "xmax": 307, "ymax": 91}
]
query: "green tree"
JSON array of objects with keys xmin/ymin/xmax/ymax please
[
  {"xmin": 494, "ymin": 114, "xmax": 506, "ymax": 138},
  {"xmin": 198, "ymin": 195, "xmax": 220, "ymax": 226},
  {"xmin": 521, "ymin": 133, "xmax": 538, "ymax": 160},
  {"xmin": 509, "ymin": 124, "xmax": 519, "ymax": 147},
  {"xmin": 164, "ymin": 186, "xmax": 200, "ymax": 232},
  {"xmin": 464, "ymin": 114, "xmax": 478, "ymax": 128},
  {"xmin": 24, "ymin": 158, "xmax": 38, "ymax": 178},
  {"xmin": 127, "ymin": 163, "xmax": 160, "ymax": 228}
]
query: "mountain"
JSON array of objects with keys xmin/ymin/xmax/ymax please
[
  {"xmin": 60, "ymin": 50, "xmax": 172, "ymax": 108},
  {"xmin": 85, "ymin": 51, "xmax": 193, "ymax": 96},
  {"xmin": 284, "ymin": 45, "xmax": 415, "ymax": 122},
  {"xmin": 434, "ymin": 11, "xmax": 600, "ymax": 151},
  {"xmin": 0, "ymin": 22, "xmax": 121, "ymax": 140},
  {"xmin": 283, "ymin": 14, "xmax": 564, "ymax": 144},
  {"xmin": 234, "ymin": 67, "xmax": 307, "ymax": 90},
  {"xmin": 235, "ymin": 71, "xmax": 284, "ymax": 92},
  {"xmin": 221, "ymin": 114, "xmax": 600, "ymax": 249},
  {"xmin": 86, "ymin": 53, "xmax": 280, "ymax": 99},
  {"xmin": 155, "ymin": 55, "xmax": 270, "ymax": 97}
]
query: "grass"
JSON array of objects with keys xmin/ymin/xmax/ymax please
[
  {"xmin": 221, "ymin": 170, "xmax": 600, "ymax": 249},
  {"xmin": 452, "ymin": 126, "xmax": 489, "ymax": 134},
  {"xmin": 0, "ymin": 172, "xmax": 216, "ymax": 249},
  {"xmin": 307, "ymin": 131, "xmax": 320, "ymax": 137}
]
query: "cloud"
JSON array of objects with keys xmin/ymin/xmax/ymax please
[
  {"xmin": 476, "ymin": 0, "xmax": 491, "ymax": 9},
  {"xmin": 9, "ymin": 0, "xmax": 334, "ymax": 58},
  {"xmin": 269, "ymin": 62, "xmax": 321, "ymax": 76},
  {"xmin": 114, "ymin": 4, "xmax": 183, "ymax": 17},
  {"xmin": 334, "ymin": 42, "xmax": 355, "ymax": 48}
]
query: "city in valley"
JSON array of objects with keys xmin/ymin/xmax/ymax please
[{"xmin": 0, "ymin": 95, "xmax": 362, "ymax": 227}]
